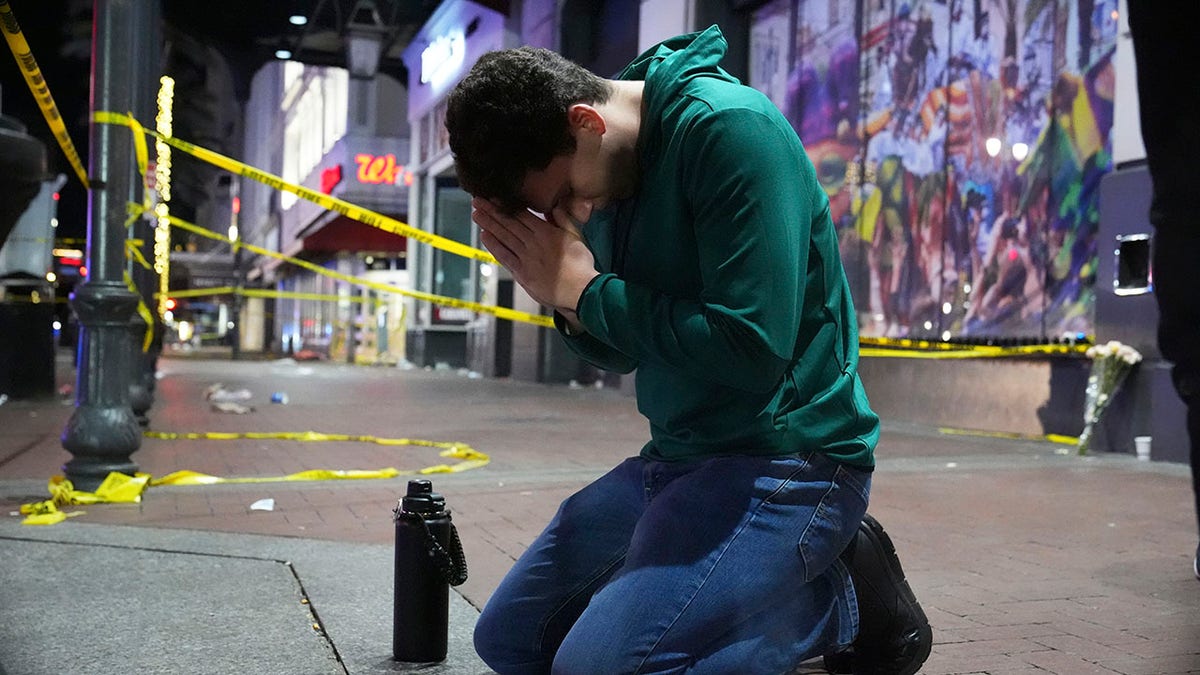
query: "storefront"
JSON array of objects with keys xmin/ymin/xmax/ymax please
[
  {"xmin": 401, "ymin": 0, "xmax": 517, "ymax": 371},
  {"xmin": 246, "ymin": 58, "xmax": 411, "ymax": 361}
]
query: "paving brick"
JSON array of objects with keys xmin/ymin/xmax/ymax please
[
  {"xmin": 933, "ymin": 637, "xmax": 1055, "ymax": 658},
  {"xmin": 937, "ymin": 622, "xmax": 1067, "ymax": 643},
  {"xmin": 1018, "ymin": 649, "xmax": 1125, "ymax": 673},
  {"xmin": 920, "ymin": 651, "xmax": 1035, "ymax": 674},
  {"xmin": 1098, "ymin": 654, "xmax": 1200, "ymax": 674}
]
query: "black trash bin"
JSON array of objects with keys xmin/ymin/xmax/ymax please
[{"xmin": 0, "ymin": 283, "xmax": 56, "ymax": 399}]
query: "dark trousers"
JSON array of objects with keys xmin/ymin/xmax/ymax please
[{"xmin": 1128, "ymin": 1, "xmax": 1200, "ymax": 536}]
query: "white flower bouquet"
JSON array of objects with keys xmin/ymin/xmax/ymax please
[{"xmin": 1077, "ymin": 340, "xmax": 1143, "ymax": 455}]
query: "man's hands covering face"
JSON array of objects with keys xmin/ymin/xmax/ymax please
[{"xmin": 473, "ymin": 198, "xmax": 599, "ymax": 319}]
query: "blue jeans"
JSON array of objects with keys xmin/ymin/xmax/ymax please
[{"xmin": 474, "ymin": 451, "xmax": 872, "ymax": 674}]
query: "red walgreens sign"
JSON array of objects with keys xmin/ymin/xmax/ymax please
[{"xmin": 354, "ymin": 153, "xmax": 411, "ymax": 186}]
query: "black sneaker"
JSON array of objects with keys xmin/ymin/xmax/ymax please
[{"xmin": 824, "ymin": 514, "xmax": 932, "ymax": 675}]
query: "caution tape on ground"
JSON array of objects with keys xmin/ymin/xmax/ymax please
[
  {"xmin": 19, "ymin": 472, "xmax": 149, "ymax": 525},
  {"xmin": 937, "ymin": 426, "xmax": 1078, "ymax": 446},
  {"xmin": 20, "ymin": 433, "xmax": 489, "ymax": 525},
  {"xmin": 0, "ymin": 1, "xmax": 89, "ymax": 187},
  {"xmin": 142, "ymin": 429, "xmax": 490, "ymax": 473}
]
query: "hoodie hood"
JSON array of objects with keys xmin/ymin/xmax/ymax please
[{"xmin": 617, "ymin": 25, "xmax": 740, "ymax": 156}]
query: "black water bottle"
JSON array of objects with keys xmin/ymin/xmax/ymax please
[{"xmin": 393, "ymin": 479, "xmax": 466, "ymax": 662}]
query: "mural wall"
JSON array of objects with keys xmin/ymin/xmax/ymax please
[{"xmin": 750, "ymin": 0, "xmax": 1118, "ymax": 339}]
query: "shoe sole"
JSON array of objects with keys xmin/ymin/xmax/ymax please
[{"xmin": 858, "ymin": 515, "xmax": 933, "ymax": 675}]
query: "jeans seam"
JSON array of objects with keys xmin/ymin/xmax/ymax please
[
  {"xmin": 833, "ymin": 464, "xmax": 870, "ymax": 504},
  {"xmin": 797, "ymin": 475, "xmax": 840, "ymax": 582},
  {"xmin": 632, "ymin": 455, "xmax": 813, "ymax": 674},
  {"xmin": 536, "ymin": 548, "xmax": 629, "ymax": 658}
]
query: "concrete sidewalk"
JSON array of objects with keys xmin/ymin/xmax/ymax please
[
  {"xmin": 1, "ymin": 353, "xmax": 1198, "ymax": 674},
  {"xmin": 0, "ymin": 520, "xmax": 486, "ymax": 674}
]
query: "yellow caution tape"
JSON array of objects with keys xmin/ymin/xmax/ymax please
[
  {"xmin": 861, "ymin": 348, "xmax": 1003, "ymax": 359},
  {"xmin": 166, "ymin": 285, "xmax": 236, "ymax": 299},
  {"xmin": 126, "ymin": 237, "xmax": 154, "ymax": 271},
  {"xmin": 19, "ymin": 472, "xmax": 149, "ymax": 525},
  {"xmin": 63, "ymin": 471, "xmax": 152, "ymax": 503},
  {"xmin": 142, "ymin": 429, "xmax": 491, "ymax": 480},
  {"xmin": 123, "ymin": 270, "xmax": 155, "ymax": 352},
  {"xmin": 0, "ymin": 1, "xmax": 89, "ymax": 187},
  {"xmin": 97, "ymin": 111, "xmax": 496, "ymax": 264},
  {"xmin": 144, "ymin": 205, "xmax": 552, "ymax": 328},
  {"xmin": 18, "ymin": 500, "xmax": 82, "ymax": 526},
  {"xmin": 938, "ymin": 426, "xmax": 1078, "ymax": 445},
  {"xmin": 124, "ymin": 112, "xmax": 150, "ymax": 188},
  {"xmin": 165, "ymin": 286, "xmax": 384, "ymax": 308},
  {"xmin": 1044, "ymin": 434, "xmax": 1078, "ymax": 446},
  {"xmin": 860, "ymin": 336, "xmax": 1089, "ymax": 359},
  {"xmin": 20, "ymin": 433, "xmax": 488, "ymax": 524},
  {"xmin": 240, "ymin": 288, "xmax": 384, "ymax": 306},
  {"xmin": 150, "ymin": 468, "xmax": 397, "ymax": 486}
]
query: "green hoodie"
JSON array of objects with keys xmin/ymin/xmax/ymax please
[{"xmin": 557, "ymin": 26, "xmax": 879, "ymax": 468}]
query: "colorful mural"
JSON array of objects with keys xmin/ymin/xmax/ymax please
[{"xmin": 750, "ymin": 0, "xmax": 1118, "ymax": 339}]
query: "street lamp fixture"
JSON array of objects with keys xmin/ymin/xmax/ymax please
[{"xmin": 345, "ymin": 0, "xmax": 388, "ymax": 79}]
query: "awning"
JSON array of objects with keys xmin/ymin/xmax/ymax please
[{"xmin": 300, "ymin": 215, "xmax": 408, "ymax": 254}]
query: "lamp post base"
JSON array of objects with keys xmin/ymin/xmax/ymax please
[{"xmin": 62, "ymin": 281, "xmax": 142, "ymax": 492}]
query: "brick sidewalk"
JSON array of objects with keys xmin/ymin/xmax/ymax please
[{"xmin": 2, "ymin": 354, "xmax": 1198, "ymax": 674}]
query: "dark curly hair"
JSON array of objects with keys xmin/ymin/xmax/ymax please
[{"xmin": 445, "ymin": 47, "xmax": 611, "ymax": 212}]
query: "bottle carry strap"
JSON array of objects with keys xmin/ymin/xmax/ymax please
[{"xmin": 396, "ymin": 511, "xmax": 469, "ymax": 587}]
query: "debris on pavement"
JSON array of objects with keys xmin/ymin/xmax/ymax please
[
  {"xmin": 210, "ymin": 401, "xmax": 255, "ymax": 414},
  {"xmin": 204, "ymin": 383, "xmax": 253, "ymax": 402},
  {"xmin": 249, "ymin": 498, "xmax": 275, "ymax": 511}
]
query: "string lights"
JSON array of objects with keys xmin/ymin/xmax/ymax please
[{"xmin": 154, "ymin": 75, "xmax": 174, "ymax": 318}]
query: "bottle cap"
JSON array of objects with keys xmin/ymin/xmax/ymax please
[{"xmin": 400, "ymin": 479, "xmax": 445, "ymax": 515}]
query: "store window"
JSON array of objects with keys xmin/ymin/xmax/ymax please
[
  {"xmin": 431, "ymin": 176, "xmax": 475, "ymax": 323},
  {"xmin": 281, "ymin": 66, "xmax": 350, "ymax": 209}
]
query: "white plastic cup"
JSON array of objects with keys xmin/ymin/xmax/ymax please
[{"xmin": 1134, "ymin": 435, "xmax": 1152, "ymax": 461}]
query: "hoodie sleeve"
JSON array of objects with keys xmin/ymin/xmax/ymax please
[
  {"xmin": 575, "ymin": 106, "xmax": 816, "ymax": 393},
  {"xmin": 553, "ymin": 310, "xmax": 638, "ymax": 374}
]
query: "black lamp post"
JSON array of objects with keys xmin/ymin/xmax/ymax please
[{"xmin": 62, "ymin": 0, "xmax": 146, "ymax": 491}]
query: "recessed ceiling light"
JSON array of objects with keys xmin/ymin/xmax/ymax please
[
  {"xmin": 289, "ymin": 15, "xmax": 307, "ymax": 26},
  {"xmin": 275, "ymin": 49, "xmax": 293, "ymax": 59}
]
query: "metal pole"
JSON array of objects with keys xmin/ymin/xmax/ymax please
[
  {"xmin": 127, "ymin": 0, "xmax": 162, "ymax": 424},
  {"xmin": 230, "ymin": 177, "xmax": 243, "ymax": 360},
  {"xmin": 62, "ymin": 0, "xmax": 143, "ymax": 490}
]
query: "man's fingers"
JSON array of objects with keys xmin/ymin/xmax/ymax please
[
  {"xmin": 480, "ymin": 230, "xmax": 519, "ymax": 270},
  {"xmin": 473, "ymin": 197, "xmax": 539, "ymax": 234},
  {"xmin": 474, "ymin": 205, "xmax": 528, "ymax": 256}
]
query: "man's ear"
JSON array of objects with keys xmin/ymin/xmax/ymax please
[{"xmin": 567, "ymin": 104, "xmax": 606, "ymax": 136}]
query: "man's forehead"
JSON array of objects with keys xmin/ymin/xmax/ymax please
[{"xmin": 519, "ymin": 158, "xmax": 571, "ymax": 213}]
